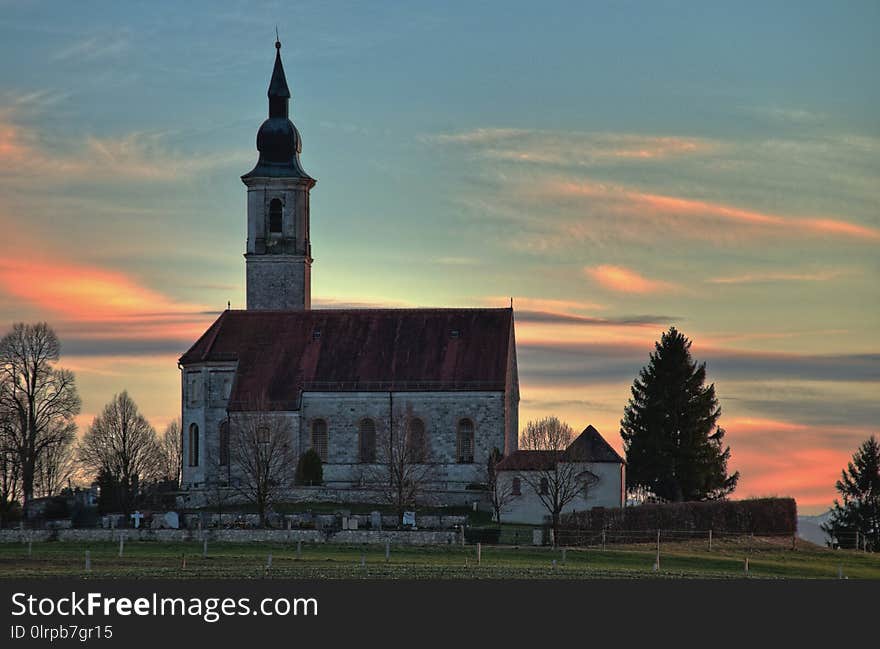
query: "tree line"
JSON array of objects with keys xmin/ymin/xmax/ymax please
[{"xmin": 0, "ymin": 323, "xmax": 181, "ymax": 520}]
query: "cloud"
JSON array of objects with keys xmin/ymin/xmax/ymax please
[
  {"xmin": 585, "ymin": 264, "xmax": 678, "ymax": 294},
  {"xmin": 517, "ymin": 340, "xmax": 880, "ymax": 387},
  {"xmin": 0, "ymin": 244, "xmax": 216, "ymax": 357},
  {"xmin": 545, "ymin": 179, "xmax": 880, "ymax": 243},
  {"xmin": 707, "ymin": 270, "xmax": 847, "ymax": 284},
  {"xmin": 435, "ymin": 126, "xmax": 880, "ymax": 252},
  {"xmin": 433, "ymin": 256, "xmax": 482, "ymax": 266},
  {"xmin": 0, "ymin": 117, "xmax": 249, "ymax": 183},
  {"xmin": 482, "ymin": 296, "xmax": 606, "ymax": 313},
  {"xmin": 516, "ymin": 310, "xmax": 676, "ymax": 327},
  {"xmin": 742, "ymin": 105, "xmax": 825, "ymax": 125},
  {"xmin": 51, "ymin": 34, "xmax": 130, "ymax": 63},
  {"xmin": 423, "ymin": 128, "xmax": 716, "ymax": 167}
]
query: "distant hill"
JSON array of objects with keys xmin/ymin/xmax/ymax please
[{"xmin": 798, "ymin": 511, "xmax": 832, "ymax": 546}]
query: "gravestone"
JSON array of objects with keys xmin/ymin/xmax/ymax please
[
  {"xmin": 532, "ymin": 529, "xmax": 544, "ymax": 546},
  {"xmin": 348, "ymin": 518, "xmax": 358, "ymax": 530},
  {"xmin": 402, "ymin": 511, "xmax": 416, "ymax": 527},
  {"xmin": 370, "ymin": 511, "xmax": 382, "ymax": 530},
  {"xmin": 130, "ymin": 511, "xmax": 144, "ymax": 529}
]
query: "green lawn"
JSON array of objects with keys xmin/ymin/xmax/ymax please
[{"xmin": 1, "ymin": 537, "xmax": 878, "ymax": 579}]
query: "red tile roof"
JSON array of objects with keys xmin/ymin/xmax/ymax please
[
  {"xmin": 180, "ymin": 308, "xmax": 514, "ymax": 411},
  {"xmin": 496, "ymin": 425, "xmax": 624, "ymax": 471}
]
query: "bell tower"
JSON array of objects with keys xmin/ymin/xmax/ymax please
[{"xmin": 241, "ymin": 38, "xmax": 316, "ymax": 310}]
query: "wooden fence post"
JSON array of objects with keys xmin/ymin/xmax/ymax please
[{"xmin": 655, "ymin": 529, "xmax": 660, "ymax": 571}]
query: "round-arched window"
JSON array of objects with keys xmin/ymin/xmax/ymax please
[{"xmin": 269, "ymin": 198, "xmax": 283, "ymax": 233}]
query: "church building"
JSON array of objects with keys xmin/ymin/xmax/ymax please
[{"xmin": 178, "ymin": 40, "xmax": 519, "ymax": 505}]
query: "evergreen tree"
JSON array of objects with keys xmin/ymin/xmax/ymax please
[
  {"xmin": 821, "ymin": 436, "xmax": 880, "ymax": 550},
  {"xmin": 620, "ymin": 327, "xmax": 738, "ymax": 502},
  {"xmin": 295, "ymin": 448, "xmax": 323, "ymax": 486}
]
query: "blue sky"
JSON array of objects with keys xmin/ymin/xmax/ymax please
[{"xmin": 1, "ymin": 0, "xmax": 878, "ymax": 512}]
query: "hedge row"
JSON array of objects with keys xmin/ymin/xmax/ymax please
[{"xmin": 560, "ymin": 498, "xmax": 797, "ymax": 536}]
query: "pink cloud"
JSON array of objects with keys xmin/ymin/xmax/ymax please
[
  {"xmin": 0, "ymin": 252, "xmax": 214, "ymax": 347},
  {"xmin": 585, "ymin": 264, "xmax": 677, "ymax": 294},
  {"xmin": 547, "ymin": 179, "xmax": 880, "ymax": 243}
]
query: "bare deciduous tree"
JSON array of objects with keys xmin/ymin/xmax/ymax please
[
  {"xmin": 0, "ymin": 322, "xmax": 81, "ymax": 507},
  {"xmin": 77, "ymin": 391, "xmax": 161, "ymax": 515},
  {"xmin": 366, "ymin": 404, "xmax": 435, "ymax": 526},
  {"xmin": 157, "ymin": 418, "xmax": 182, "ymax": 486},
  {"xmin": 34, "ymin": 435, "xmax": 78, "ymax": 498},
  {"xmin": 518, "ymin": 416, "xmax": 587, "ymax": 542},
  {"xmin": 486, "ymin": 447, "xmax": 515, "ymax": 524},
  {"xmin": 0, "ymin": 420, "xmax": 21, "ymax": 511},
  {"xmin": 228, "ymin": 411, "xmax": 297, "ymax": 527},
  {"xmin": 204, "ymin": 434, "xmax": 235, "ymax": 524}
]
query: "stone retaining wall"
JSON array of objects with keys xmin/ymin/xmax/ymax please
[{"xmin": 0, "ymin": 528, "xmax": 461, "ymax": 545}]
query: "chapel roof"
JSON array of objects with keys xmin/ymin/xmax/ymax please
[
  {"xmin": 496, "ymin": 425, "xmax": 624, "ymax": 471},
  {"xmin": 180, "ymin": 308, "xmax": 514, "ymax": 411}
]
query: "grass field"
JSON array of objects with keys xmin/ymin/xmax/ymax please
[{"xmin": 1, "ymin": 537, "xmax": 878, "ymax": 579}]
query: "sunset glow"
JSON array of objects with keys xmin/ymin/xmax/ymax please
[{"xmin": 0, "ymin": 1, "xmax": 876, "ymax": 516}]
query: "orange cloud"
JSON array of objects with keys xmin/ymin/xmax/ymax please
[
  {"xmin": 0, "ymin": 122, "xmax": 30, "ymax": 160},
  {"xmin": 549, "ymin": 180, "xmax": 880, "ymax": 242},
  {"xmin": 585, "ymin": 264, "xmax": 677, "ymax": 294},
  {"xmin": 0, "ymin": 257, "xmax": 213, "ymax": 345}
]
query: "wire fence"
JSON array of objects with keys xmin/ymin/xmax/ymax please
[{"xmin": 493, "ymin": 526, "xmax": 803, "ymax": 549}]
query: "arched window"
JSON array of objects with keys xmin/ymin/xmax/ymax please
[
  {"xmin": 407, "ymin": 418, "xmax": 426, "ymax": 462},
  {"xmin": 512, "ymin": 477, "xmax": 521, "ymax": 496},
  {"xmin": 456, "ymin": 418, "xmax": 474, "ymax": 463},
  {"xmin": 269, "ymin": 198, "xmax": 283, "ymax": 233},
  {"xmin": 188, "ymin": 423, "xmax": 199, "ymax": 467},
  {"xmin": 311, "ymin": 419, "xmax": 328, "ymax": 462},
  {"xmin": 219, "ymin": 421, "xmax": 229, "ymax": 466},
  {"xmin": 359, "ymin": 419, "xmax": 376, "ymax": 463}
]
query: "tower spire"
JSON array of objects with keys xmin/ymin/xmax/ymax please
[{"xmin": 268, "ymin": 35, "xmax": 290, "ymax": 118}]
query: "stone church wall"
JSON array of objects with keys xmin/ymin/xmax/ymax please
[{"xmin": 300, "ymin": 391, "xmax": 506, "ymax": 494}]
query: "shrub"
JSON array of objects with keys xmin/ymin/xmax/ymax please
[
  {"xmin": 0, "ymin": 500, "xmax": 23, "ymax": 526},
  {"xmin": 296, "ymin": 449, "xmax": 324, "ymax": 486},
  {"xmin": 43, "ymin": 496, "xmax": 71, "ymax": 520},
  {"xmin": 464, "ymin": 527, "xmax": 502, "ymax": 544},
  {"xmin": 561, "ymin": 497, "xmax": 797, "ymax": 536}
]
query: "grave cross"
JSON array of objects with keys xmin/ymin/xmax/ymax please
[{"xmin": 130, "ymin": 511, "xmax": 144, "ymax": 529}]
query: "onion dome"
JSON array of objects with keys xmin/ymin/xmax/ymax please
[{"xmin": 242, "ymin": 39, "xmax": 314, "ymax": 181}]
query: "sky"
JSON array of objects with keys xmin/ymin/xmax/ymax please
[{"xmin": 0, "ymin": 1, "xmax": 877, "ymax": 514}]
